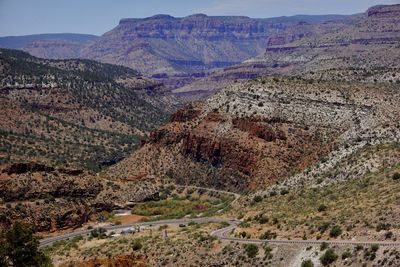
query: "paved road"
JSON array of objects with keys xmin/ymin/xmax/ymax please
[
  {"xmin": 40, "ymin": 185, "xmax": 240, "ymax": 248},
  {"xmin": 211, "ymin": 221, "xmax": 400, "ymax": 247},
  {"xmin": 40, "ymin": 217, "xmax": 400, "ymax": 248}
]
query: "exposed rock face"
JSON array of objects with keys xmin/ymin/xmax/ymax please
[
  {"xmin": 245, "ymin": 4, "xmax": 400, "ymax": 83},
  {"xmin": 0, "ymin": 163, "xmax": 161, "ymax": 232},
  {"xmin": 109, "ymin": 75, "xmax": 400, "ymax": 191},
  {"xmin": 3, "ymin": 162, "xmax": 55, "ymax": 175},
  {"xmin": 107, "ymin": 76, "xmax": 399, "ymax": 192},
  {"xmin": 0, "ymin": 169, "xmax": 102, "ymax": 202},
  {"xmin": 81, "ymin": 14, "xmax": 350, "ymax": 75},
  {"xmin": 232, "ymin": 118, "xmax": 286, "ymax": 142},
  {"xmin": 169, "ymin": 105, "xmax": 201, "ymax": 122},
  {"xmin": 367, "ymin": 4, "xmax": 400, "ymax": 17},
  {"xmin": 172, "ymin": 4, "xmax": 400, "ymax": 100}
]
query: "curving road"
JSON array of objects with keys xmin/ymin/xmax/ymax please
[
  {"xmin": 211, "ymin": 220, "xmax": 400, "ymax": 247},
  {"xmin": 40, "ymin": 217, "xmax": 400, "ymax": 248},
  {"xmin": 39, "ymin": 217, "xmax": 228, "ymax": 248}
]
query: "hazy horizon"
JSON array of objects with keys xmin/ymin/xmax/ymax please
[{"xmin": 0, "ymin": 0, "xmax": 399, "ymax": 37}]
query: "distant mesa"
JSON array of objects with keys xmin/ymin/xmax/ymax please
[
  {"xmin": 367, "ymin": 4, "xmax": 400, "ymax": 17},
  {"xmin": 119, "ymin": 14, "xmax": 175, "ymax": 24}
]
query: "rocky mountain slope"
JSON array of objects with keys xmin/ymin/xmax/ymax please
[
  {"xmin": 246, "ymin": 4, "xmax": 400, "ymax": 81},
  {"xmin": 1, "ymin": 15, "xmax": 350, "ymax": 77},
  {"xmin": 80, "ymin": 14, "xmax": 350, "ymax": 75},
  {"xmin": 0, "ymin": 49, "xmax": 178, "ymax": 170},
  {"xmin": 106, "ymin": 76, "xmax": 400, "ymax": 192},
  {"xmin": 0, "ymin": 162, "xmax": 160, "ymax": 232},
  {"xmin": 172, "ymin": 4, "xmax": 400, "ymax": 99}
]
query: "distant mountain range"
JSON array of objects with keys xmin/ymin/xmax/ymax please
[
  {"xmin": 171, "ymin": 4, "xmax": 400, "ymax": 98},
  {"xmin": 0, "ymin": 33, "xmax": 98, "ymax": 49},
  {"xmin": 0, "ymin": 14, "xmax": 352, "ymax": 75}
]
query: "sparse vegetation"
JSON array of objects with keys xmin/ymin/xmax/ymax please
[
  {"xmin": 301, "ymin": 259, "xmax": 314, "ymax": 267},
  {"xmin": 320, "ymin": 248, "xmax": 338, "ymax": 266},
  {"xmin": 132, "ymin": 195, "xmax": 234, "ymax": 221},
  {"xmin": 329, "ymin": 226, "xmax": 342, "ymax": 238},
  {"xmin": 244, "ymin": 244, "xmax": 258, "ymax": 258}
]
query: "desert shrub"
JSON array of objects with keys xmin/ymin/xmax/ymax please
[
  {"xmin": 254, "ymin": 213, "xmax": 268, "ymax": 224},
  {"xmin": 376, "ymin": 223, "xmax": 391, "ymax": 232},
  {"xmin": 280, "ymin": 189, "xmax": 289, "ymax": 195},
  {"xmin": 263, "ymin": 244, "xmax": 273, "ymax": 259},
  {"xmin": 131, "ymin": 239, "xmax": 142, "ymax": 251},
  {"xmin": 320, "ymin": 242, "xmax": 329, "ymax": 251},
  {"xmin": 244, "ymin": 244, "xmax": 258, "ymax": 258},
  {"xmin": 239, "ymin": 222, "xmax": 250, "ymax": 228},
  {"xmin": 253, "ymin": 195, "xmax": 262, "ymax": 203},
  {"xmin": 318, "ymin": 222, "xmax": 331, "ymax": 234},
  {"xmin": 342, "ymin": 249, "xmax": 352, "ymax": 259},
  {"xmin": 355, "ymin": 245, "xmax": 363, "ymax": 251},
  {"xmin": 301, "ymin": 259, "xmax": 314, "ymax": 267},
  {"xmin": 320, "ymin": 248, "xmax": 338, "ymax": 266},
  {"xmin": 371, "ymin": 244, "xmax": 379, "ymax": 252},
  {"xmin": 385, "ymin": 231, "xmax": 393, "ymax": 239},
  {"xmin": 364, "ymin": 245, "xmax": 379, "ymax": 261},
  {"xmin": 329, "ymin": 225, "xmax": 342, "ymax": 238},
  {"xmin": 259, "ymin": 230, "xmax": 277, "ymax": 240},
  {"xmin": 90, "ymin": 228, "xmax": 107, "ymax": 239},
  {"xmin": 317, "ymin": 204, "xmax": 328, "ymax": 212},
  {"xmin": 392, "ymin": 172, "xmax": 400, "ymax": 180}
]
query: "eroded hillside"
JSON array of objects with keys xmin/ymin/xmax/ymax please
[
  {"xmin": 0, "ymin": 49, "xmax": 178, "ymax": 170},
  {"xmin": 106, "ymin": 76, "xmax": 400, "ymax": 192}
]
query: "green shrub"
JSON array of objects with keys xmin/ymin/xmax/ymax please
[
  {"xmin": 253, "ymin": 195, "xmax": 263, "ymax": 203},
  {"xmin": 371, "ymin": 244, "xmax": 379, "ymax": 252},
  {"xmin": 254, "ymin": 213, "xmax": 268, "ymax": 224},
  {"xmin": 259, "ymin": 230, "xmax": 277, "ymax": 240},
  {"xmin": 90, "ymin": 228, "xmax": 107, "ymax": 239},
  {"xmin": 1, "ymin": 222, "xmax": 52, "ymax": 267},
  {"xmin": 244, "ymin": 244, "xmax": 258, "ymax": 258},
  {"xmin": 329, "ymin": 226, "xmax": 342, "ymax": 238},
  {"xmin": 301, "ymin": 259, "xmax": 314, "ymax": 267},
  {"xmin": 320, "ymin": 248, "xmax": 338, "ymax": 266},
  {"xmin": 131, "ymin": 239, "xmax": 142, "ymax": 251},
  {"xmin": 320, "ymin": 242, "xmax": 328, "ymax": 251},
  {"xmin": 263, "ymin": 244, "xmax": 273, "ymax": 259},
  {"xmin": 280, "ymin": 189, "xmax": 289, "ymax": 195},
  {"xmin": 342, "ymin": 249, "xmax": 352, "ymax": 259},
  {"xmin": 376, "ymin": 223, "xmax": 390, "ymax": 232},
  {"xmin": 355, "ymin": 245, "xmax": 363, "ymax": 251},
  {"xmin": 385, "ymin": 231, "xmax": 393, "ymax": 239},
  {"xmin": 318, "ymin": 222, "xmax": 331, "ymax": 234},
  {"xmin": 317, "ymin": 204, "xmax": 328, "ymax": 212}
]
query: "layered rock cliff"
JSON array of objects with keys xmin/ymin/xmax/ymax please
[{"xmin": 106, "ymin": 76, "xmax": 399, "ymax": 192}]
